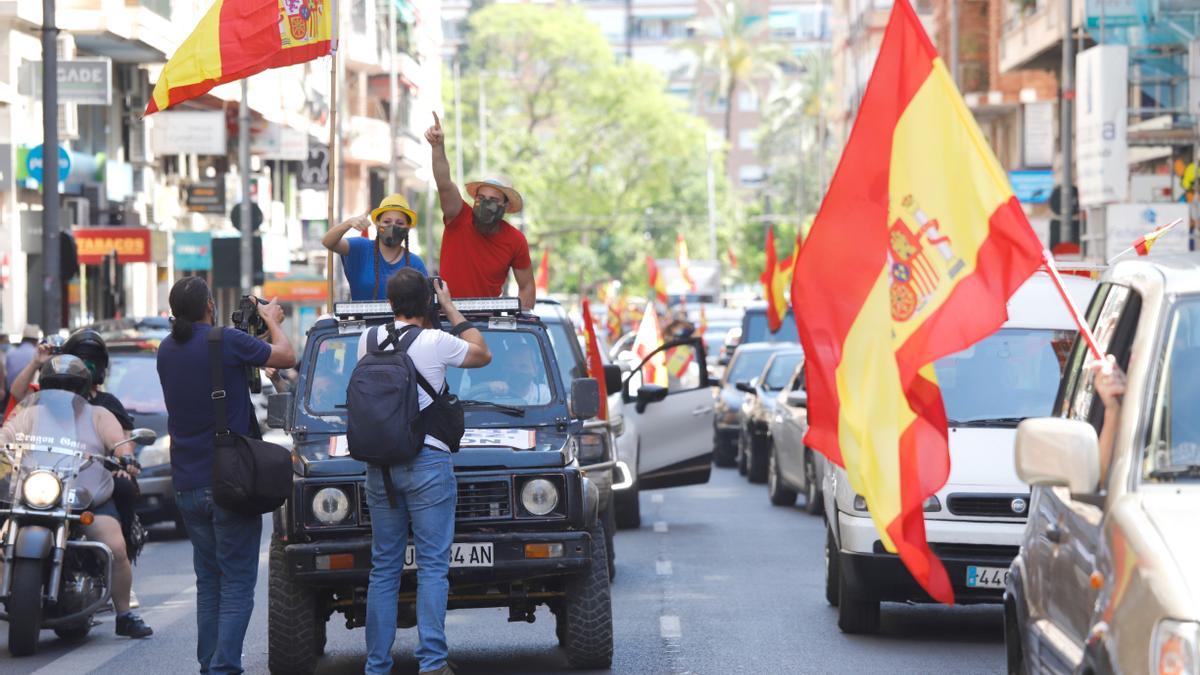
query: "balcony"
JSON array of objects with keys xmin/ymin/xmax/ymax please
[
  {"xmin": 344, "ymin": 115, "xmax": 391, "ymax": 165},
  {"xmin": 57, "ymin": 0, "xmax": 176, "ymax": 63},
  {"xmin": 999, "ymin": 0, "xmax": 1085, "ymax": 74}
]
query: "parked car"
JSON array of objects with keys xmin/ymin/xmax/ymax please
[
  {"xmin": 85, "ymin": 316, "xmax": 171, "ymax": 342},
  {"xmin": 1006, "ymin": 255, "xmax": 1200, "ymax": 674},
  {"xmin": 712, "ymin": 343, "xmax": 790, "ymax": 467},
  {"xmin": 735, "ymin": 348, "xmax": 804, "ymax": 483},
  {"xmin": 824, "ymin": 272, "xmax": 1095, "ymax": 634},
  {"xmin": 767, "ymin": 361, "xmax": 828, "ymax": 514}
]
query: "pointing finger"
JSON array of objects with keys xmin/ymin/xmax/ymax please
[{"xmin": 433, "ymin": 111, "xmax": 441, "ymax": 129}]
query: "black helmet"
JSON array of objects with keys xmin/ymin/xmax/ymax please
[
  {"xmin": 39, "ymin": 355, "xmax": 93, "ymax": 397},
  {"xmin": 63, "ymin": 328, "xmax": 109, "ymax": 384}
]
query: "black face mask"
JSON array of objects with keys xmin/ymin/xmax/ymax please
[
  {"xmin": 474, "ymin": 198, "xmax": 506, "ymax": 228},
  {"xmin": 380, "ymin": 227, "xmax": 406, "ymax": 248}
]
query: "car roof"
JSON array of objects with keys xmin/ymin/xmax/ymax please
[
  {"xmin": 1004, "ymin": 271, "xmax": 1097, "ymax": 330},
  {"xmin": 734, "ymin": 341, "xmax": 801, "ymax": 353},
  {"xmin": 1109, "ymin": 254, "xmax": 1200, "ymax": 295}
]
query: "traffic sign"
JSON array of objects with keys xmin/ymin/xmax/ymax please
[{"xmin": 26, "ymin": 144, "xmax": 70, "ymax": 184}]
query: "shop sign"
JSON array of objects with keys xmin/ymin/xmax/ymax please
[
  {"xmin": 1076, "ymin": 45, "xmax": 1129, "ymax": 208},
  {"xmin": 262, "ymin": 278, "xmax": 328, "ymax": 302},
  {"xmin": 174, "ymin": 231, "xmax": 214, "ymax": 271},
  {"xmin": 26, "ymin": 144, "xmax": 71, "ymax": 184},
  {"xmin": 299, "ymin": 142, "xmax": 330, "ymax": 190},
  {"xmin": 149, "ymin": 111, "xmax": 227, "ymax": 156},
  {"xmin": 1022, "ymin": 101, "xmax": 1054, "ymax": 168},
  {"xmin": 73, "ymin": 227, "xmax": 152, "ymax": 265},
  {"xmin": 1008, "ymin": 170, "xmax": 1055, "ymax": 204},
  {"xmin": 186, "ymin": 179, "xmax": 226, "ymax": 214},
  {"xmin": 23, "ymin": 59, "xmax": 113, "ymax": 105}
]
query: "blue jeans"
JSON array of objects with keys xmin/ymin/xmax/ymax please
[
  {"xmin": 364, "ymin": 448, "xmax": 457, "ymax": 674},
  {"xmin": 176, "ymin": 487, "xmax": 263, "ymax": 675}
]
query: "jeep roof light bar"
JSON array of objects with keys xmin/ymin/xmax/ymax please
[
  {"xmin": 449, "ymin": 297, "xmax": 522, "ymax": 315},
  {"xmin": 334, "ymin": 301, "xmax": 393, "ymax": 320},
  {"xmin": 335, "ymin": 297, "xmax": 523, "ymax": 322}
]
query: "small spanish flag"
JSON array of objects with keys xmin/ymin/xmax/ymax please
[
  {"xmin": 632, "ymin": 302, "xmax": 667, "ymax": 387},
  {"xmin": 677, "ymin": 234, "xmax": 697, "ymax": 292},
  {"xmin": 760, "ymin": 227, "xmax": 794, "ymax": 333},
  {"xmin": 646, "ymin": 256, "xmax": 668, "ymax": 305},
  {"xmin": 535, "ymin": 250, "xmax": 550, "ymax": 295},
  {"xmin": 579, "ymin": 298, "xmax": 609, "ymax": 420},
  {"xmin": 147, "ymin": 0, "xmax": 337, "ymax": 114},
  {"xmin": 1133, "ymin": 220, "xmax": 1179, "ymax": 256}
]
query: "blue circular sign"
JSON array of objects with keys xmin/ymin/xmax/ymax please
[{"xmin": 26, "ymin": 144, "xmax": 71, "ymax": 183}]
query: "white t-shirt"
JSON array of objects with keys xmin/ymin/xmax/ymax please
[{"xmin": 356, "ymin": 320, "xmax": 470, "ymax": 452}]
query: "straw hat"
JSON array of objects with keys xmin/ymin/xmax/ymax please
[
  {"xmin": 466, "ymin": 177, "xmax": 523, "ymax": 214},
  {"xmin": 369, "ymin": 194, "xmax": 418, "ymax": 227},
  {"xmin": 22, "ymin": 325, "xmax": 41, "ymax": 340}
]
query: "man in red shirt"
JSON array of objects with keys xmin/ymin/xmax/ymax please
[{"xmin": 426, "ymin": 113, "xmax": 535, "ymax": 309}]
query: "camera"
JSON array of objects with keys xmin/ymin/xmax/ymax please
[
  {"xmin": 231, "ymin": 295, "xmax": 268, "ymax": 337},
  {"xmin": 43, "ymin": 335, "xmax": 67, "ymax": 355},
  {"xmin": 426, "ymin": 276, "xmax": 444, "ymax": 329}
]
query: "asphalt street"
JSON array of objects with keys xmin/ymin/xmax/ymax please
[{"xmin": 0, "ymin": 466, "xmax": 1004, "ymax": 674}]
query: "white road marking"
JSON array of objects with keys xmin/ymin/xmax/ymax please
[
  {"xmin": 651, "ymin": 494, "xmax": 664, "ymax": 504},
  {"xmin": 660, "ymin": 615, "xmax": 682, "ymax": 639},
  {"xmin": 656, "ymin": 560, "xmax": 673, "ymax": 576},
  {"xmin": 654, "ymin": 521, "xmax": 668, "ymax": 533}
]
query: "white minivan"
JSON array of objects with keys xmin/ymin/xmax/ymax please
[{"xmin": 823, "ymin": 271, "xmax": 1096, "ymax": 634}]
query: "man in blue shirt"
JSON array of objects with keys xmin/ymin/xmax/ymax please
[{"xmin": 157, "ymin": 276, "xmax": 296, "ymax": 675}]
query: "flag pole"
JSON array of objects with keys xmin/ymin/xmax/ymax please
[
  {"xmin": 1105, "ymin": 217, "xmax": 1183, "ymax": 264},
  {"xmin": 1041, "ymin": 250, "xmax": 1103, "ymax": 361},
  {"xmin": 325, "ymin": 49, "xmax": 338, "ymax": 314}
]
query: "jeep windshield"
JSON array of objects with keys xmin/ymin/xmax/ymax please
[
  {"xmin": 936, "ymin": 328, "xmax": 1076, "ymax": 427},
  {"xmin": 302, "ymin": 326, "xmax": 559, "ymax": 424}
]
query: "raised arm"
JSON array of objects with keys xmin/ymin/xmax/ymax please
[
  {"xmin": 322, "ymin": 214, "xmax": 370, "ymax": 256},
  {"xmin": 10, "ymin": 344, "xmax": 53, "ymax": 403},
  {"xmin": 257, "ymin": 298, "xmax": 298, "ymax": 369},
  {"xmin": 426, "ymin": 112, "xmax": 465, "ymax": 222}
]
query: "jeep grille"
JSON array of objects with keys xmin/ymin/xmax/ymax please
[{"xmin": 359, "ymin": 478, "xmax": 513, "ymax": 524}]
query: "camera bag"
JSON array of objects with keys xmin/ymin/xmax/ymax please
[{"xmin": 207, "ymin": 328, "xmax": 293, "ymax": 516}]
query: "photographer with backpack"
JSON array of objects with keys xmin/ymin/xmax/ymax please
[{"xmin": 348, "ymin": 269, "xmax": 490, "ymax": 675}]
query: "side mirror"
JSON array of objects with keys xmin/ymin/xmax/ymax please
[
  {"xmin": 130, "ymin": 428, "xmax": 157, "ymax": 446},
  {"xmin": 635, "ymin": 384, "xmax": 669, "ymax": 414},
  {"xmin": 735, "ymin": 380, "xmax": 755, "ymax": 394},
  {"xmin": 786, "ymin": 390, "xmax": 808, "ymax": 407},
  {"xmin": 603, "ymin": 364, "xmax": 623, "ymax": 396},
  {"xmin": 267, "ymin": 392, "xmax": 294, "ymax": 430},
  {"xmin": 1015, "ymin": 418, "xmax": 1100, "ymax": 495},
  {"xmin": 570, "ymin": 378, "xmax": 601, "ymax": 420}
]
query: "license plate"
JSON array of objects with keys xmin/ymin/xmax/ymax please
[
  {"xmin": 966, "ymin": 565, "xmax": 1009, "ymax": 589},
  {"xmin": 403, "ymin": 543, "xmax": 493, "ymax": 570}
]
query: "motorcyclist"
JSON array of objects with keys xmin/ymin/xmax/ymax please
[{"xmin": 0, "ymin": 356, "xmax": 153, "ymax": 639}]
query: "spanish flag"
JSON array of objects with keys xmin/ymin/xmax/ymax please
[
  {"xmin": 677, "ymin": 234, "xmax": 697, "ymax": 292},
  {"xmin": 646, "ymin": 256, "xmax": 668, "ymax": 305},
  {"xmin": 606, "ymin": 298, "xmax": 623, "ymax": 340},
  {"xmin": 146, "ymin": 0, "xmax": 337, "ymax": 114},
  {"xmin": 1133, "ymin": 220, "xmax": 1179, "ymax": 255},
  {"xmin": 792, "ymin": 0, "xmax": 1042, "ymax": 604},
  {"xmin": 580, "ymin": 298, "xmax": 609, "ymax": 420},
  {"xmin": 632, "ymin": 302, "xmax": 667, "ymax": 387},
  {"xmin": 535, "ymin": 249, "xmax": 550, "ymax": 295},
  {"xmin": 760, "ymin": 226, "xmax": 794, "ymax": 333}
]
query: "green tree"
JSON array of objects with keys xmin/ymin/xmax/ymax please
[{"xmin": 445, "ymin": 4, "xmax": 738, "ymax": 296}]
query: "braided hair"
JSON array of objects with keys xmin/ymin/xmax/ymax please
[{"xmin": 372, "ymin": 226, "xmax": 412, "ymax": 300}]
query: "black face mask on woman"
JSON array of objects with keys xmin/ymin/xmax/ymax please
[
  {"xmin": 473, "ymin": 198, "xmax": 506, "ymax": 229},
  {"xmin": 379, "ymin": 226, "xmax": 406, "ymax": 248}
]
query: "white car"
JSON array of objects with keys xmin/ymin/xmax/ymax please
[{"xmin": 823, "ymin": 271, "xmax": 1096, "ymax": 633}]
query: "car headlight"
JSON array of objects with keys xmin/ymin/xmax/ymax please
[
  {"xmin": 853, "ymin": 494, "xmax": 868, "ymax": 511},
  {"xmin": 520, "ymin": 478, "xmax": 560, "ymax": 516},
  {"xmin": 311, "ymin": 487, "xmax": 352, "ymax": 525},
  {"xmin": 139, "ymin": 435, "xmax": 171, "ymax": 468},
  {"xmin": 22, "ymin": 470, "xmax": 62, "ymax": 509},
  {"xmin": 578, "ymin": 433, "xmax": 608, "ymax": 463},
  {"xmin": 1153, "ymin": 619, "xmax": 1200, "ymax": 675}
]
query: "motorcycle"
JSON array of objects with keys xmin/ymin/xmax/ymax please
[{"xmin": 0, "ymin": 389, "xmax": 155, "ymax": 656}]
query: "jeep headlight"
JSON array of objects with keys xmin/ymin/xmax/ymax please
[
  {"xmin": 311, "ymin": 487, "xmax": 352, "ymax": 525},
  {"xmin": 578, "ymin": 433, "xmax": 607, "ymax": 464},
  {"xmin": 23, "ymin": 470, "xmax": 62, "ymax": 509},
  {"xmin": 1152, "ymin": 619, "xmax": 1200, "ymax": 675},
  {"xmin": 520, "ymin": 478, "xmax": 559, "ymax": 516}
]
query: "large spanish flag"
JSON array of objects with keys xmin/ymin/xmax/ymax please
[
  {"xmin": 792, "ymin": 0, "xmax": 1042, "ymax": 604},
  {"xmin": 147, "ymin": 0, "xmax": 337, "ymax": 114}
]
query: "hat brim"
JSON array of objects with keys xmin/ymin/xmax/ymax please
[
  {"xmin": 370, "ymin": 206, "xmax": 418, "ymax": 227},
  {"xmin": 466, "ymin": 182, "xmax": 523, "ymax": 214}
]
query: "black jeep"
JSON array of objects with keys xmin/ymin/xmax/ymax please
[{"xmin": 264, "ymin": 298, "xmax": 613, "ymax": 673}]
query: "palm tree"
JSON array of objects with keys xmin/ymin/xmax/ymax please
[{"xmin": 679, "ymin": 0, "xmax": 795, "ymax": 147}]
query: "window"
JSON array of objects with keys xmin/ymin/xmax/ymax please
[
  {"xmin": 725, "ymin": 350, "xmax": 774, "ymax": 386},
  {"xmin": 764, "ymin": 353, "xmax": 804, "ymax": 390},
  {"xmin": 738, "ymin": 129, "xmax": 757, "ymax": 151},
  {"xmin": 706, "ymin": 96, "xmax": 728, "ymax": 113},
  {"xmin": 737, "ymin": 89, "xmax": 758, "ymax": 112},
  {"xmin": 739, "ymin": 165, "xmax": 766, "ymax": 186},
  {"xmin": 1143, "ymin": 297, "xmax": 1200, "ymax": 478},
  {"xmin": 743, "ymin": 310, "xmax": 797, "ymax": 343},
  {"xmin": 1055, "ymin": 283, "xmax": 1142, "ymax": 433}
]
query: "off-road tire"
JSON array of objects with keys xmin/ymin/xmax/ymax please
[
  {"xmin": 8, "ymin": 557, "xmax": 44, "ymax": 656},
  {"xmin": 803, "ymin": 451, "xmax": 825, "ymax": 516},
  {"xmin": 713, "ymin": 434, "xmax": 736, "ymax": 468},
  {"xmin": 1004, "ymin": 599, "xmax": 1027, "ymax": 675},
  {"xmin": 736, "ymin": 433, "xmax": 749, "ymax": 476},
  {"xmin": 561, "ymin": 521, "xmax": 614, "ymax": 669},
  {"xmin": 268, "ymin": 539, "xmax": 323, "ymax": 674},
  {"xmin": 603, "ymin": 504, "xmax": 617, "ymax": 581},
  {"xmin": 824, "ymin": 526, "xmax": 840, "ymax": 607},
  {"xmin": 53, "ymin": 622, "xmax": 91, "ymax": 641},
  {"xmin": 767, "ymin": 446, "xmax": 798, "ymax": 506},
  {"xmin": 614, "ymin": 483, "xmax": 641, "ymax": 530},
  {"xmin": 837, "ymin": 558, "xmax": 880, "ymax": 634},
  {"xmin": 747, "ymin": 435, "xmax": 769, "ymax": 484}
]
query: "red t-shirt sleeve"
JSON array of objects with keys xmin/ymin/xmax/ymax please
[
  {"xmin": 509, "ymin": 228, "xmax": 532, "ymax": 270},
  {"xmin": 446, "ymin": 203, "xmax": 472, "ymax": 228}
]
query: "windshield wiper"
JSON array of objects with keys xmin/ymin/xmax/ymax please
[
  {"xmin": 458, "ymin": 400, "xmax": 526, "ymax": 417},
  {"xmin": 948, "ymin": 417, "xmax": 1026, "ymax": 428},
  {"xmin": 1148, "ymin": 464, "xmax": 1200, "ymax": 481}
]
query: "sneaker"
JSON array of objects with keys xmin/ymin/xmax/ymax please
[
  {"xmin": 419, "ymin": 665, "xmax": 456, "ymax": 675},
  {"xmin": 129, "ymin": 589, "xmax": 140, "ymax": 609},
  {"xmin": 115, "ymin": 612, "xmax": 153, "ymax": 639}
]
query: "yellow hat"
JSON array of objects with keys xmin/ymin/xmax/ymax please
[{"xmin": 369, "ymin": 194, "xmax": 417, "ymax": 227}]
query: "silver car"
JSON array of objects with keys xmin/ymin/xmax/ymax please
[
  {"xmin": 1007, "ymin": 254, "xmax": 1200, "ymax": 674},
  {"xmin": 767, "ymin": 361, "xmax": 827, "ymax": 514}
]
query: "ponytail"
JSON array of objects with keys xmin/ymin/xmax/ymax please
[
  {"xmin": 168, "ymin": 276, "xmax": 212, "ymax": 343},
  {"xmin": 171, "ymin": 317, "xmax": 195, "ymax": 343}
]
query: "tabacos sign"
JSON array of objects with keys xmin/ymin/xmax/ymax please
[{"xmin": 72, "ymin": 228, "xmax": 152, "ymax": 265}]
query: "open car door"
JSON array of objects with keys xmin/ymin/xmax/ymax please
[{"xmin": 624, "ymin": 337, "xmax": 713, "ymax": 490}]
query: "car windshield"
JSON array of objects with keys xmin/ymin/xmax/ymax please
[
  {"xmin": 1144, "ymin": 297, "xmax": 1200, "ymax": 480},
  {"xmin": 305, "ymin": 328, "xmax": 557, "ymax": 414},
  {"xmin": 106, "ymin": 354, "xmax": 167, "ymax": 414},
  {"xmin": 703, "ymin": 321, "xmax": 739, "ymax": 354},
  {"xmin": 727, "ymin": 349, "xmax": 775, "ymax": 385},
  {"xmin": 934, "ymin": 328, "xmax": 1076, "ymax": 426},
  {"xmin": 763, "ymin": 353, "xmax": 804, "ymax": 390},
  {"xmin": 744, "ymin": 312, "xmax": 798, "ymax": 343}
]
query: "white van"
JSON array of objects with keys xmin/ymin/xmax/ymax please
[{"xmin": 822, "ymin": 271, "xmax": 1097, "ymax": 634}]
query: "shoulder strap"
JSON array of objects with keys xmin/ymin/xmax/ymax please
[
  {"xmin": 207, "ymin": 327, "xmax": 230, "ymax": 435},
  {"xmin": 394, "ymin": 325, "xmax": 439, "ymax": 401},
  {"xmin": 366, "ymin": 325, "xmax": 382, "ymax": 354}
]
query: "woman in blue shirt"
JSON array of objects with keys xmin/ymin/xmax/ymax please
[{"xmin": 322, "ymin": 193, "xmax": 427, "ymax": 299}]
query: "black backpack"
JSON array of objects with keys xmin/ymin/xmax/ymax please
[{"xmin": 346, "ymin": 323, "xmax": 434, "ymax": 465}]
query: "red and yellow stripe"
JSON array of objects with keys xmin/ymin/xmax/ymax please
[
  {"xmin": 147, "ymin": 0, "xmax": 336, "ymax": 114},
  {"xmin": 646, "ymin": 256, "xmax": 668, "ymax": 305},
  {"xmin": 792, "ymin": 0, "xmax": 1043, "ymax": 604}
]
